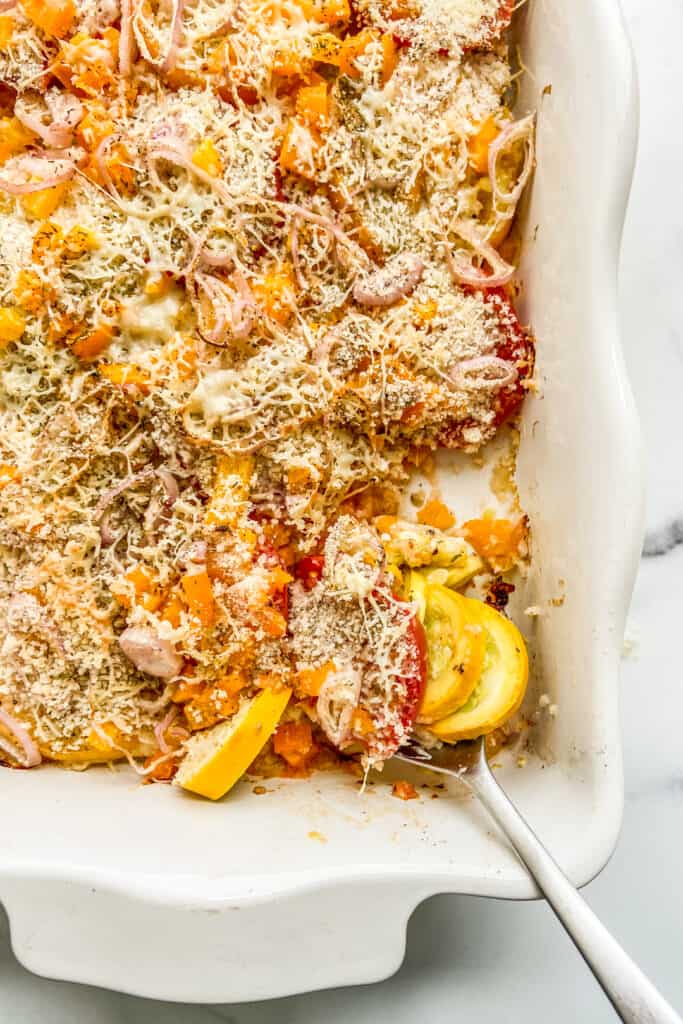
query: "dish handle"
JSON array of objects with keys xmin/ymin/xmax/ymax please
[{"xmin": 1, "ymin": 875, "xmax": 431, "ymax": 1002}]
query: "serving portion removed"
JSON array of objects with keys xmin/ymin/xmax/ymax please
[{"xmin": 0, "ymin": 0, "xmax": 535, "ymax": 799}]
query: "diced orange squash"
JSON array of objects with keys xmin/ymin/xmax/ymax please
[
  {"xmin": 287, "ymin": 465, "xmax": 312, "ymax": 490},
  {"xmin": 56, "ymin": 29, "xmax": 119, "ymax": 93},
  {"xmin": 181, "ymin": 569, "xmax": 215, "ymax": 628},
  {"xmin": 295, "ymin": 81, "xmax": 329, "ymax": 127},
  {"xmin": 0, "ymin": 463, "xmax": 20, "ymax": 488},
  {"xmin": 13, "ymin": 268, "xmax": 51, "ymax": 312},
  {"xmin": 271, "ymin": 42, "xmax": 310, "ymax": 77},
  {"xmin": 461, "ymin": 516, "xmax": 526, "ymax": 571},
  {"xmin": 413, "ymin": 299, "xmax": 438, "ymax": 324},
  {"xmin": 114, "ymin": 565, "xmax": 164, "ymax": 612},
  {"xmin": 47, "ymin": 311, "xmax": 79, "ymax": 344},
  {"xmin": 309, "ymin": 32, "xmax": 342, "ymax": 64},
  {"xmin": 417, "ymin": 498, "xmax": 456, "ymax": 531},
  {"xmin": 183, "ymin": 685, "xmax": 239, "ymax": 731},
  {"xmin": 75, "ymin": 102, "xmax": 114, "ymax": 151},
  {"xmin": 191, "ymin": 138, "xmax": 223, "ymax": 177},
  {"xmin": 392, "ymin": 780, "xmax": 418, "ymax": 800},
  {"xmin": 351, "ymin": 706, "xmax": 375, "ymax": 736},
  {"xmin": 273, "ymin": 720, "xmax": 316, "ymax": 768},
  {"xmin": 22, "ymin": 0, "xmax": 76, "ymax": 38},
  {"xmin": 171, "ymin": 676, "xmax": 204, "ymax": 704},
  {"xmin": 0, "ymin": 307, "xmax": 25, "ymax": 344},
  {"xmin": 278, "ymin": 118, "xmax": 319, "ymax": 179},
  {"xmin": 220, "ymin": 670, "xmax": 249, "ymax": 697},
  {"xmin": 63, "ymin": 225, "xmax": 98, "ymax": 259},
  {"xmin": 253, "ymin": 264, "xmax": 296, "ymax": 323},
  {"xmin": 31, "ymin": 221, "xmax": 64, "ymax": 261},
  {"xmin": 258, "ymin": 606, "xmax": 288, "ymax": 638},
  {"xmin": 71, "ymin": 323, "xmax": 115, "ymax": 360},
  {"xmin": 98, "ymin": 363, "xmax": 151, "ymax": 392},
  {"xmin": 21, "ymin": 183, "xmax": 70, "ymax": 220},
  {"xmin": 0, "ymin": 14, "xmax": 14, "ymax": 49},
  {"xmin": 297, "ymin": 0, "xmax": 350, "ymax": 24},
  {"xmin": 296, "ymin": 660, "xmax": 335, "ymax": 697},
  {"xmin": 380, "ymin": 33, "xmax": 398, "ymax": 84},
  {"xmin": 338, "ymin": 28, "xmax": 377, "ymax": 76},
  {"xmin": 160, "ymin": 589, "xmax": 185, "ymax": 628},
  {"xmin": 0, "ymin": 116, "xmax": 35, "ymax": 164},
  {"xmin": 468, "ymin": 115, "xmax": 500, "ymax": 175}
]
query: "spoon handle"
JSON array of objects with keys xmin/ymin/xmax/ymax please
[{"xmin": 469, "ymin": 750, "xmax": 680, "ymax": 1024}]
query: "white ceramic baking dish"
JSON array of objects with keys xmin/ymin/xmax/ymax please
[{"xmin": 0, "ymin": 0, "xmax": 641, "ymax": 1003}]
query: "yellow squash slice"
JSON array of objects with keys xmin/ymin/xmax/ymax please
[
  {"xmin": 176, "ymin": 687, "xmax": 291, "ymax": 800},
  {"xmin": 429, "ymin": 598, "xmax": 528, "ymax": 742},
  {"xmin": 408, "ymin": 573, "xmax": 485, "ymax": 724}
]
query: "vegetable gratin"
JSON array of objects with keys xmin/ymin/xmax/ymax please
[{"xmin": 0, "ymin": 0, "xmax": 535, "ymax": 799}]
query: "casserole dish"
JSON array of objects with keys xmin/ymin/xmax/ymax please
[{"xmin": 0, "ymin": 0, "xmax": 641, "ymax": 1003}]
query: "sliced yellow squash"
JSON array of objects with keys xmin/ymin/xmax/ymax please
[
  {"xmin": 375, "ymin": 516, "xmax": 483, "ymax": 581},
  {"xmin": 429, "ymin": 599, "xmax": 528, "ymax": 742},
  {"xmin": 407, "ymin": 574, "xmax": 486, "ymax": 725},
  {"xmin": 176, "ymin": 687, "xmax": 291, "ymax": 800}
]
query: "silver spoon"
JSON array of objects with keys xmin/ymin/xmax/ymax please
[{"xmin": 395, "ymin": 737, "xmax": 681, "ymax": 1024}]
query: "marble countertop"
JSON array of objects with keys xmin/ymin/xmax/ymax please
[{"xmin": 2, "ymin": 0, "xmax": 681, "ymax": 1019}]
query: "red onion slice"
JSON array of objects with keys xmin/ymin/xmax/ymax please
[
  {"xmin": 488, "ymin": 113, "xmax": 536, "ymax": 209},
  {"xmin": 444, "ymin": 218, "xmax": 514, "ymax": 288},
  {"xmin": 449, "ymin": 355, "xmax": 517, "ymax": 391},
  {"xmin": 0, "ymin": 707, "xmax": 41, "ymax": 768},
  {"xmin": 0, "ymin": 154, "xmax": 76, "ymax": 195},
  {"xmin": 353, "ymin": 251, "xmax": 424, "ymax": 308}
]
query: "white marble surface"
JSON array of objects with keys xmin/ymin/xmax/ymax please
[{"xmin": 2, "ymin": 0, "xmax": 682, "ymax": 1019}]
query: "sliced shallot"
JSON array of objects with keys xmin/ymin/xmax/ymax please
[
  {"xmin": 132, "ymin": 0, "xmax": 186, "ymax": 74},
  {"xmin": 119, "ymin": 0, "xmax": 135, "ymax": 76},
  {"xmin": 15, "ymin": 90, "xmax": 83, "ymax": 150},
  {"xmin": 0, "ymin": 707, "xmax": 42, "ymax": 768},
  {"xmin": 148, "ymin": 131, "xmax": 233, "ymax": 206},
  {"xmin": 488, "ymin": 112, "xmax": 536, "ymax": 209},
  {"xmin": 154, "ymin": 705, "xmax": 178, "ymax": 753},
  {"xmin": 119, "ymin": 626, "xmax": 183, "ymax": 679},
  {"xmin": 444, "ymin": 218, "xmax": 514, "ymax": 288},
  {"xmin": 449, "ymin": 355, "xmax": 517, "ymax": 390},
  {"xmin": 160, "ymin": 0, "xmax": 186, "ymax": 74},
  {"xmin": 316, "ymin": 663, "xmax": 362, "ymax": 749},
  {"xmin": 0, "ymin": 154, "xmax": 76, "ymax": 195},
  {"xmin": 93, "ymin": 466, "xmax": 154, "ymax": 521},
  {"xmin": 353, "ymin": 251, "xmax": 424, "ymax": 308}
]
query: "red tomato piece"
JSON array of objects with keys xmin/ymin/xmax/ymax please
[
  {"xmin": 294, "ymin": 554, "xmax": 325, "ymax": 590},
  {"xmin": 439, "ymin": 287, "xmax": 534, "ymax": 447},
  {"xmin": 364, "ymin": 597, "xmax": 427, "ymax": 761},
  {"xmin": 465, "ymin": 0, "xmax": 514, "ymax": 50},
  {"xmin": 486, "ymin": 287, "xmax": 535, "ymax": 428}
]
